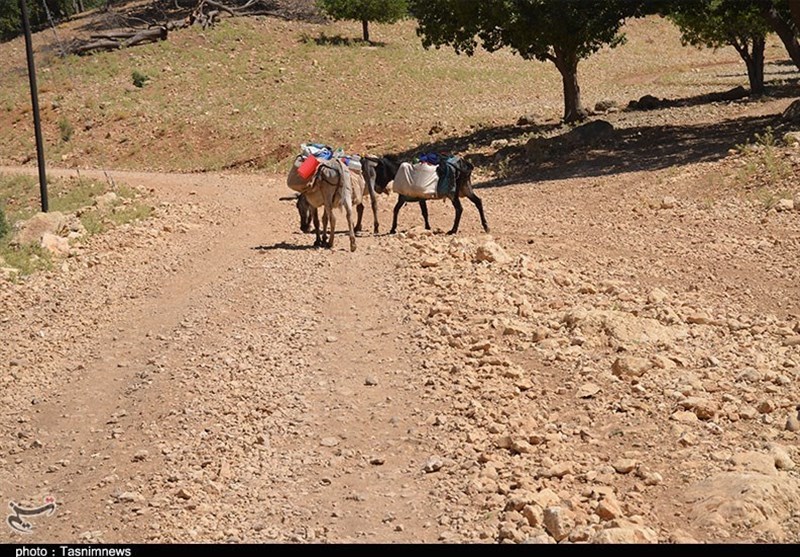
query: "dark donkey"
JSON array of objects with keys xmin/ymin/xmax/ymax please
[{"xmin": 362, "ymin": 154, "xmax": 490, "ymax": 235}]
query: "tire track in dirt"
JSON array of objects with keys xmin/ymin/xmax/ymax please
[{"xmin": 1, "ymin": 169, "xmax": 448, "ymax": 542}]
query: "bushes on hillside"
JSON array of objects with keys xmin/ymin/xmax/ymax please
[{"xmin": 0, "ymin": 205, "xmax": 8, "ymax": 240}]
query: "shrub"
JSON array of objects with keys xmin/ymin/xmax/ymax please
[
  {"xmin": 58, "ymin": 117, "xmax": 74, "ymax": 142},
  {"xmin": 0, "ymin": 204, "xmax": 8, "ymax": 240},
  {"xmin": 132, "ymin": 70, "xmax": 148, "ymax": 88}
]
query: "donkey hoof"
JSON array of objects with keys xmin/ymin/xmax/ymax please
[
  {"xmin": 446, "ymin": 229, "xmax": 457, "ymax": 236},
  {"xmin": 389, "ymin": 228, "xmax": 397, "ymax": 235},
  {"xmin": 350, "ymin": 243, "xmax": 357, "ymax": 253}
]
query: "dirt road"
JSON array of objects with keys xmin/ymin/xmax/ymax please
[{"xmin": 2, "ymin": 120, "xmax": 800, "ymax": 543}]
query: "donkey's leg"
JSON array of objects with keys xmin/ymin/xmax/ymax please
[
  {"xmin": 467, "ymin": 193, "xmax": 490, "ymax": 233},
  {"xmin": 363, "ymin": 160, "xmax": 380, "ymax": 234},
  {"xmin": 370, "ymin": 185, "xmax": 380, "ymax": 235},
  {"xmin": 314, "ymin": 208, "xmax": 324, "ymax": 247},
  {"xmin": 326, "ymin": 205, "xmax": 336, "ymax": 249},
  {"xmin": 313, "ymin": 207, "xmax": 321, "ymax": 235},
  {"xmin": 354, "ymin": 203, "xmax": 364, "ymax": 235},
  {"xmin": 389, "ymin": 197, "xmax": 406, "ymax": 235},
  {"xmin": 419, "ymin": 200, "xmax": 431, "ymax": 230},
  {"xmin": 447, "ymin": 195, "xmax": 464, "ymax": 235},
  {"xmin": 345, "ymin": 199, "xmax": 357, "ymax": 252}
]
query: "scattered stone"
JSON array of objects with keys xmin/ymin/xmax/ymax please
[
  {"xmin": 320, "ymin": 437, "xmax": 340, "ymax": 447},
  {"xmin": 678, "ymin": 397, "xmax": 718, "ymax": 420},
  {"xmin": 12, "ymin": 211, "xmax": 66, "ymax": 245},
  {"xmin": 768, "ymin": 443, "xmax": 795, "ymax": 470},
  {"xmin": 593, "ymin": 524, "xmax": 658, "ymax": 544},
  {"xmin": 364, "ymin": 376, "xmax": 378, "ymax": 386},
  {"xmin": 576, "ymin": 382, "xmax": 601, "ymax": 398},
  {"xmin": 612, "ymin": 356, "xmax": 651, "ymax": 379},
  {"xmin": 786, "ymin": 413, "xmax": 800, "ymax": 432},
  {"xmin": 661, "ymin": 196, "xmax": 677, "ymax": 209},
  {"xmin": 542, "ymin": 507, "xmax": 573, "ymax": 542},
  {"xmin": 116, "ymin": 492, "xmax": 142, "ymax": 503},
  {"xmin": 596, "ymin": 499, "xmax": 623, "ymax": 521},
  {"xmin": 612, "ymin": 459, "xmax": 638, "ymax": 474},
  {"xmin": 423, "ymin": 456, "xmax": 444, "ymax": 473},
  {"xmin": 474, "ymin": 240, "xmax": 510, "ymax": 264},
  {"xmin": 175, "ymin": 488, "xmax": 192, "ymax": 500},
  {"xmin": 131, "ymin": 450, "xmax": 148, "ymax": 462}
]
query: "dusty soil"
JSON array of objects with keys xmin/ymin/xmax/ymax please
[{"xmin": 2, "ymin": 6, "xmax": 800, "ymax": 545}]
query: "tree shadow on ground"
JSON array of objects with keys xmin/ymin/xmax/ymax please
[
  {"xmin": 298, "ymin": 32, "xmax": 386, "ymax": 47},
  {"xmin": 482, "ymin": 113, "xmax": 786, "ymax": 188},
  {"xmin": 386, "ymin": 83, "xmax": 796, "ymax": 189}
]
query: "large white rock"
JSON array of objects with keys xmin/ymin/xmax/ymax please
[
  {"xmin": 12, "ymin": 211, "xmax": 66, "ymax": 246},
  {"xmin": 683, "ymin": 471, "xmax": 800, "ymax": 538}
]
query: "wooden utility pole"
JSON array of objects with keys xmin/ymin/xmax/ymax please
[{"xmin": 19, "ymin": 0, "xmax": 49, "ymax": 212}]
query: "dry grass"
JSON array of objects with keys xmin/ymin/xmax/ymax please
[{"xmin": 0, "ymin": 10, "xmax": 793, "ymax": 174}]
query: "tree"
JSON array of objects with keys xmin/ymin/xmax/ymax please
[
  {"xmin": 755, "ymin": 0, "xmax": 800, "ymax": 69},
  {"xmin": 1, "ymin": 0, "xmax": 106, "ymax": 42},
  {"xmin": 408, "ymin": 0, "xmax": 649, "ymax": 123},
  {"xmin": 667, "ymin": 0, "xmax": 771, "ymax": 95},
  {"xmin": 316, "ymin": 0, "xmax": 408, "ymax": 43},
  {"xmin": 790, "ymin": 0, "xmax": 800, "ymax": 29}
]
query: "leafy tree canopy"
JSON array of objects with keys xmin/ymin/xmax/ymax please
[
  {"xmin": 1, "ymin": 0, "xmax": 106, "ymax": 42},
  {"xmin": 317, "ymin": 0, "xmax": 408, "ymax": 42},
  {"xmin": 408, "ymin": 0, "xmax": 651, "ymax": 121},
  {"xmin": 667, "ymin": 0, "xmax": 771, "ymax": 50},
  {"xmin": 316, "ymin": 0, "xmax": 408, "ymax": 26}
]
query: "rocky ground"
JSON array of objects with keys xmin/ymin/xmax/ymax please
[
  {"xmin": 1, "ymin": 90, "xmax": 800, "ymax": 544},
  {"xmin": 3, "ymin": 5, "xmax": 800, "ymax": 538}
]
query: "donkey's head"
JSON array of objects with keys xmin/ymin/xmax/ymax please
[{"xmin": 296, "ymin": 194, "xmax": 315, "ymax": 233}]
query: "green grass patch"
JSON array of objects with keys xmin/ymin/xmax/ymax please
[
  {"xmin": 1, "ymin": 244, "xmax": 53, "ymax": 276},
  {"xmin": 108, "ymin": 203, "xmax": 153, "ymax": 226},
  {"xmin": 734, "ymin": 127, "xmax": 794, "ymax": 190},
  {"xmin": 0, "ymin": 173, "xmax": 153, "ymax": 278},
  {"xmin": 132, "ymin": 70, "xmax": 149, "ymax": 88},
  {"xmin": 0, "ymin": 204, "xmax": 8, "ymax": 239},
  {"xmin": 58, "ymin": 116, "xmax": 74, "ymax": 142}
]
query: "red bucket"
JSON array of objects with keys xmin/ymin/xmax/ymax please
[{"xmin": 297, "ymin": 156, "xmax": 320, "ymax": 180}]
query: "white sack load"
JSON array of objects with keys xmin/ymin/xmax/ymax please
[
  {"xmin": 348, "ymin": 167, "xmax": 365, "ymax": 208},
  {"xmin": 391, "ymin": 162, "xmax": 439, "ymax": 199}
]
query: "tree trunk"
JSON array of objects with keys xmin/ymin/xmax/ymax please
[
  {"xmin": 731, "ymin": 35, "xmax": 766, "ymax": 95},
  {"xmin": 362, "ymin": 19, "xmax": 370, "ymax": 43},
  {"xmin": 757, "ymin": 0, "xmax": 800, "ymax": 70},
  {"xmin": 78, "ymin": 0, "xmax": 85, "ymax": 11},
  {"xmin": 746, "ymin": 37, "xmax": 766, "ymax": 95},
  {"xmin": 553, "ymin": 46, "xmax": 586, "ymax": 123},
  {"xmin": 788, "ymin": 0, "xmax": 800, "ymax": 32}
]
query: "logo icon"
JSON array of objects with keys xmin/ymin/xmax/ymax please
[{"xmin": 7, "ymin": 497, "xmax": 57, "ymax": 534}]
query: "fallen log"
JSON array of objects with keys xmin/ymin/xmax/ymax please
[
  {"xmin": 62, "ymin": 0, "xmax": 245, "ymax": 57},
  {"xmin": 71, "ymin": 39, "xmax": 122, "ymax": 55},
  {"xmin": 69, "ymin": 26, "xmax": 168, "ymax": 55},
  {"xmin": 89, "ymin": 30, "xmax": 142, "ymax": 40},
  {"xmin": 122, "ymin": 26, "xmax": 168, "ymax": 47}
]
